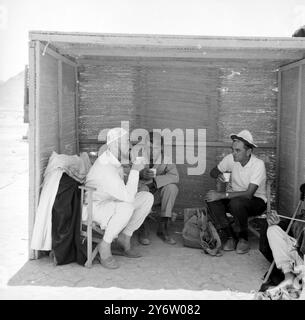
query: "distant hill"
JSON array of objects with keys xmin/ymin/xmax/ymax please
[{"xmin": 0, "ymin": 71, "xmax": 25, "ymax": 112}]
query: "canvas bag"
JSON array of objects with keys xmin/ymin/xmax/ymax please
[{"xmin": 182, "ymin": 206, "xmax": 222, "ymax": 256}]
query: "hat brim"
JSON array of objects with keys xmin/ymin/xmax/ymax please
[{"xmin": 230, "ymin": 134, "xmax": 257, "ymax": 148}]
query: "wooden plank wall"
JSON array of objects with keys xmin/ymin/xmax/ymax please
[
  {"xmin": 278, "ymin": 67, "xmax": 299, "ymax": 216},
  {"xmin": 278, "ymin": 61, "xmax": 305, "ymax": 216},
  {"xmin": 78, "ymin": 64, "xmax": 138, "ymax": 139},
  {"xmin": 78, "ymin": 58, "xmax": 278, "ymax": 210},
  {"xmin": 38, "ymin": 50, "xmax": 59, "ymax": 179},
  {"xmin": 37, "ymin": 47, "xmax": 77, "ymax": 181},
  {"xmin": 29, "ymin": 43, "xmax": 78, "ymax": 258}
]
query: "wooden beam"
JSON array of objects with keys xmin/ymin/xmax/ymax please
[
  {"xmin": 59, "ymin": 46, "xmax": 305, "ymax": 61},
  {"xmin": 294, "ymin": 65, "xmax": 303, "ymax": 207},
  {"xmin": 57, "ymin": 60, "xmax": 63, "ymax": 153},
  {"xmin": 35, "ymin": 41, "xmax": 41, "ymax": 254},
  {"xmin": 23, "ymin": 65, "xmax": 29, "ymax": 122},
  {"xmin": 275, "ymin": 70, "xmax": 281, "ymax": 211},
  {"xmin": 77, "ymin": 57, "xmax": 292, "ymax": 68},
  {"xmin": 29, "ymin": 31, "xmax": 305, "ymax": 50},
  {"xmin": 279, "ymin": 57, "xmax": 305, "ymax": 71},
  {"xmin": 79, "ymin": 139, "xmax": 276, "ymax": 149},
  {"xmin": 75, "ymin": 66, "xmax": 80, "ymax": 154},
  {"xmin": 299, "ymin": 64, "xmax": 305, "ymax": 196},
  {"xmin": 28, "ymin": 42, "xmax": 35, "ymax": 259},
  {"xmin": 28, "ymin": 41, "xmax": 39, "ymax": 260},
  {"xmin": 38, "ymin": 41, "xmax": 77, "ymax": 67}
]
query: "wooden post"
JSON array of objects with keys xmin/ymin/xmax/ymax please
[
  {"xmin": 74, "ymin": 66, "xmax": 80, "ymax": 154},
  {"xmin": 294, "ymin": 65, "xmax": 303, "ymax": 209},
  {"xmin": 58, "ymin": 60, "xmax": 63, "ymax": 153},
  {"xmin": 28, "ymin": 41, "xmax": 40, "ymax": 260},
  {"xmin": 86, "ymin": 190, "xmax": 93, "ymax": 268},
  {"xmin": 35, "ymin": 41, "xmax": 41, "ymax": 220},
  {"xmin": 275, "ymin": 70, "xmax": 281, "ymax": 211},
  {"xmin": 23, "ymin": 65, "xmax": 29, "ymax": 123},
  {"xmin": 80, "ymin": 187, "xmax": 84, "ymax": 233},
  {"xmin": 298, "ymin": 64, "xmax": 305, "ymax": 198}
]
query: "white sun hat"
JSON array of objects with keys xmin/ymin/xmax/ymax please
[
  {"xmin": 106, "ymin": 127, "xmax": 128, "ymax": 145},
  {"xmin": 230, "ymin": 130, "xmax": 258, "ymax": 148}
]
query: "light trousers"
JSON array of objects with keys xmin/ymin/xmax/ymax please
[
  {"xmin": 267, "ymin": 225, "xmax": 303, "ymax": 274},
  {"xmin": 139, "ymin": 183, "xmax": 179, "ymax": 218},
  {"xmin": 84, "ymin": 191, "xmax": 154, "ymax": 244}
]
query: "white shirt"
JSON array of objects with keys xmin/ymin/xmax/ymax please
[
  {"xmin": 86, "ymin": 150, "xmax": 139, "ymax": 204},
  {"xmin": 217, "ymin": 153, "xmax": 267, "ymax": 202},
  {"xmin": 83, "ymin": 150, "xmax": 140, "ymax": 227}
]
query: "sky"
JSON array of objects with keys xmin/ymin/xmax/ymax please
[{"xmin": 0, "ymin": 0, "xmax": 305, "ymax": 82}]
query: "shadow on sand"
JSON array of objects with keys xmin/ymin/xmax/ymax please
[{"xmin": 8, "ymin": 222, "xmax": 269, "ymax": 292}]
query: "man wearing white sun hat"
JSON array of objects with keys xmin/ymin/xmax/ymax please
[{"xmin": 205, "ymin": 130, "xmax": 267, "ymax": 254}]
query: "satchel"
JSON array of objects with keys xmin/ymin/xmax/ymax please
[{"xmin": 182, "ymin": 207, "xmax": 222, "ymax": 256}]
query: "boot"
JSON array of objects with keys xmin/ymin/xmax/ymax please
[
  {"xmin": 138, "ymin": 220, "xmax": 150, "ymax": 245},
  {"xmin": 157, "ymin": 217, "xmax": 176, "ymax": 245}
]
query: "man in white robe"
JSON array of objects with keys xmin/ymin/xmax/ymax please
[{"xmin": 85, "ymin": 127, "xmax": 153, "ymax": 269}]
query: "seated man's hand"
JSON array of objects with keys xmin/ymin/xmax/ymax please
[
  {"xmin": 140, "ymin": 168, "xmax": 155, "ymax": 180},
  {"xmin": 146, "ymin": 180, "xmax": 157, "ymax": 194},
  {"xmin": 205, "ymin": 190, "xmax": 223, "ymax": 202},
  {"xmin": 217, "ymin": 174, "xmax": 226, "ymax": 183},
  {"xmin": 267, "ymin": 210, "xmax": 280, "ymax": 226},
  {"xmin": 132, "ymin": 158, "xmax": 145, "ymax": 172}
]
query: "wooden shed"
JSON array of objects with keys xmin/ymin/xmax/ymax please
[{"xmin": 28, "ymin": 31, "xmax": 305, "ymax": 259}]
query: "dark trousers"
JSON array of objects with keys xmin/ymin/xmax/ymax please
[{"xmin": 207, "ymin": 196, "xmax": 266, "ymax": 236}]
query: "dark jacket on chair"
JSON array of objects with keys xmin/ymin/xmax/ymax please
[{"xmin": 52, "ymin": 173, "xmax": 86, "ymax": 265}]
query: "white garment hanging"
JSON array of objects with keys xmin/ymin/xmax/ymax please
[
  {"xmin": 30, "ymin": 169, "xmax": 63, "ymax": 250},
  {"xmin": 30, "ymin": 151, "xmax": 92, "ymax": 251}
]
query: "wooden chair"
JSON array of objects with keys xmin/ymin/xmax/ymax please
[{"xmin": 79, "ymin": 185, "xmax": 104, "ymax": 268}]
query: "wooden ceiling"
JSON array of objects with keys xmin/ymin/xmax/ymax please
[{"xmin": 30, "ymin": 31, "xmax": 305, "ymax": 65}]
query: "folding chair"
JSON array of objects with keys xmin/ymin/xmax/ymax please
[
  {"xmin": 79, "ymin": 185, "xmax": 104, "ymax": 268},
  {"xmin": 263, "ymin": 183, "xmax": 305, "ymax": 283}
]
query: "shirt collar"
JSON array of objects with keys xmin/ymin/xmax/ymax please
[
  {"xmin": 243, "ymin": 154, "xmax": 255, "ymax": 168},
  {"xmin": 98, "ymin": 149, "xmax": 122, "ymax": 168}
]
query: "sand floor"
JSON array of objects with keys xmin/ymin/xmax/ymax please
[{"xmin": 0, "ymin": 108, "xmax": 295, "ymax": 300}]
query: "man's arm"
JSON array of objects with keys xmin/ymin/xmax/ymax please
[
  {"xmin": 205, "ymin": 183, "xmax": 259, "ymax": 202},
  {"xmin": 210, "ymin": 166, "xmax": 223, "ymax": 179},
  {"xmin": 211, "ymin": 154, "xmax": 233, "ymax": 181},
  {"xmin": 224, "ymin": 183, "xmax": 258, "ymax": 200},
  {"xmin": 100, "ymin": 167, "xmax": 140, "ymax": 203}
]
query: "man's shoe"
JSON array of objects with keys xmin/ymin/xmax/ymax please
[
  {"xmin": 223, "ymin": 238, "xmax": 236, "ymax": 251},
  {"xmin": 112, "ymin": 247, "xmax": 142, "ymax": 258},
  {"xmin": 157, "ymin": 231, "xmax": 177, "ymax": 245},
  {"xmin": 138, "ymin": 233, "xmax": 151, "ymax": 245},
  {"xmin": 236, "ymin": 239, "xmax": 250, "ymax": 254},
  {"xmin": 98, "ymin": 256, "xmax": 120, "ymax": 269}
]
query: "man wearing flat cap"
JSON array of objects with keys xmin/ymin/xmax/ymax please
[
  {"xmin": 205, "ymin": 130, "xmax": 267, "ymax": 254},
  {"xmin": 131, "ymin": 131, "xmax": 179, "ymax": 245}
]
